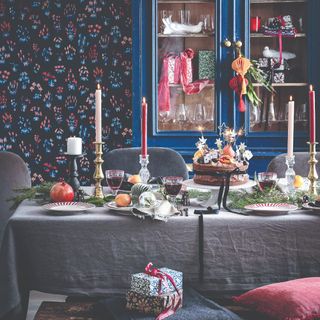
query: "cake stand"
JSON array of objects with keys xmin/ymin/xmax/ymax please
[{"xmin": 183, "ymin": 179, "xmax": 256, "ymax": 208}]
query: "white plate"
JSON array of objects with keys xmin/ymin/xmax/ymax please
[
  {"xmin": 105, "ymin": 201, "xmax": 133, "ymax": 212},
  {"xmin": 302, "ymin": 203, "xmax": 320, "ymax": 212},
  {"xmin": 244, "ymin": 203, "xmax": 298, "ymax": 215},
  {"xmin": 42, "ymin": 202, "xmax": 95, "ymax": 215}
]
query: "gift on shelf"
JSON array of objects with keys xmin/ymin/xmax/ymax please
[
  {"xmin": 198, "ymin": 50, "xmax": 215, "ymax": 80},
  {"xmin": 257, "ymin": 57, "xmax": 288, "ymax": 83},
  {"xmin": 126, "ymin": 289, "xmax": 183, "ymax": 316},
  {"xmin": 131, "ymin": 265, "xmax": 183, "ymax": 296}
]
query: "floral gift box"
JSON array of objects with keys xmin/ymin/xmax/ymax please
[
  {"xmin": 130, "ymin": 266, "xmax": 183, "ymax": 296},
  {"xmin": 126, "ymin": 289, "xmax": 183, "ymax": 316}
]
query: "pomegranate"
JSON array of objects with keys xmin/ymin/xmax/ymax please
[
  {"xmin": 223, "ymin": 144, "xmax": 235, "ymax": 158},
  {"xmin": 50, "ymin": 181, "xmax": 74, "ymax": 202}
]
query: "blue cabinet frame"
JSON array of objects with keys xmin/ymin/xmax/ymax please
[{"xmin": 132, "ymin": 0, "xmax": 320, "ymax": 173}]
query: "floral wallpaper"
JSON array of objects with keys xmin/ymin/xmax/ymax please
[{"xmin": 0, "ymin": 0, "xmax": 133, "ymax": 185}]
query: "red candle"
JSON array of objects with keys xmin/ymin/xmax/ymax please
[
  {"xmin": 309, "ymin": 85, "xmax": 316, "ymax": 143},
  {"xmin": 141, "ymin": 97, "xmax": 148, "ymax": 158}
]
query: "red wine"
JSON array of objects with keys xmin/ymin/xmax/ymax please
[
  {"xmin": 107, "ymin": 177, "xmax": 123, "ymax": 190},
  {"xmin": 164, "ymin": 183, "xmax": 182, "ymax": 196},
  {"xmin": 259, "ymin": 180, "xmax": 276, "ymax": 190}
]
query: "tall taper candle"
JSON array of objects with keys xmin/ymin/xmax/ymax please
[
  {"xmin": 287, "ymin": 96, "xmax": 295, "ymax": 158},
  {"xmin": 141, "ymin": 97, "xmax": 147, "ymax": 158},
  {"xmin": 95, "ymin": 84, "xmax": 102, "ymax": 143},
  {"xmin": 309, "ymin": 85, "xmax": 316, "ymax": 144}
]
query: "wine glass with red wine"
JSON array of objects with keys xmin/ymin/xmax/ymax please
[
  {"xmin": 257, "ymin": 172, "xmax": 277, "ymax": 191},
  {"xmin": 105, "ymin": 170, "xmax": 125, "ymax": 196},
  {"xmin": 163, "ymin": 176, "xmax": 183, "ymax": 206}
]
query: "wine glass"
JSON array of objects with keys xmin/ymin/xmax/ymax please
[
  {"xmin": 194, "ymin": 104, "xmax": 206, "ymax": 123},
  {"xmin": 105, "ymin": 170, "xmax": 124, "ymax": 196},
  {"xmin": 163, "ymin": 176, "xmax": 183, "ymax": 206},
  {"xmin": 176, "ymin": 104, "xmax": 187, "ymax": 122},
  {"xmin": 257, "ymin": 172, "xmax": 277, "ymax": 191}
]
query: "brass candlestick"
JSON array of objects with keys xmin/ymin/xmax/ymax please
[
  {"xmin": 93, "ymin": 142, "xmax": 104, "ymax": 199},
  {"xmin": 307, "ymin": 142, "xmax": 318, "ymax": 196}
]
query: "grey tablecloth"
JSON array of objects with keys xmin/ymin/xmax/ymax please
[{"xmin": 1, "ymin": 199, "xmax": 320, "ymax": 319}]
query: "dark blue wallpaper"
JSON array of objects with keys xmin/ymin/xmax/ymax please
[{"xmin": 0, "ymin": 0, "xmax": 132, "ymax": 185}]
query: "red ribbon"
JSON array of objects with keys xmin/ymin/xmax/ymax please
[
  {"xmin": 229, "ymin": 75, "xmax": 248, "ymax": 112},
  {"xmin": 144, "ymin": 262, "xmax": 182, "ymax": 320}
]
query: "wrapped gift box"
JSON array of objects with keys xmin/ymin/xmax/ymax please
[
  {"xmin": 257, "ymin": 57, "xmax": 287, "ymax": 83},
  {"xmin": 126, "ymin": 289, "xmax": 183, "ymax": 316},
  {"xmin": 198, "ymin": 50, "xmax": 215, "ymax": 80},
  {"xmin": 168, "ymin": 55, "xmax": 180, "ymax": 84},
  {"xmin": 131, "ymin": 267, "xmax": 183, "ymax": 296}
]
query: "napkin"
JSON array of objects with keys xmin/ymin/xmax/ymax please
[{"xmin": 132, "ymin": 200, "xmax": 179, "ymax": 221}]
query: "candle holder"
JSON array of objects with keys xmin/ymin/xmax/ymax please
[
  {"xmin": 65, "ymin": 153, "xmax": 84, "ymax": 201},
  {"xmin": 307, "ymin": 142, "xmax": 318, "ymax": 196},
  {"xmin": 93, "ymin": 142, "xmax": 105, "ymax": 199},
  {"xmin": 139, "ymin": 154, "xmax": 150, "ymax": 184},
  {"xmin": 285, "ymin": 155, "xmax": 295, "ymax": 194}
]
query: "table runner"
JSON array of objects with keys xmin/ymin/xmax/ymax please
[{"xmin": 1, "ymin": 199, "xmax": 320, "ymax": 319}]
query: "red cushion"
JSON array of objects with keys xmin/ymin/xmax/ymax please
[{"xmin": 233, "ymin": 278, "xmax": 320, "ymax": 320}]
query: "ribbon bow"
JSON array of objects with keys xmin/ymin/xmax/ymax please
[{"xmin": 144, "ymin": 262, "xmax": 181, "ymax": 320}]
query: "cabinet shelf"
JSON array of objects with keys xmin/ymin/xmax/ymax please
[
  {"xmin": 252, "ymin": 83, "xmax": 308, "ymax": 87},
  {"xmin": 251, "ymin": 33, "xmax": 306, "ymax": 38},
  {"xmin": 169, "ymin": 83, "xmax": 214, "ymax": 87},
  {"xmin": 158, "ymin": 0, "xmax": 211, "ymax": 3},
  {"xmin": 158, "ymin": 33, "xmax": 214, "ymax": 38}
]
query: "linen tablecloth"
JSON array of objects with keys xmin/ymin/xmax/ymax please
[{"xmin": 1, "ymin": 199, "xmax": 320, "ymax": 319}]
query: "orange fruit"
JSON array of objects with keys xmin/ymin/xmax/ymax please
[
  {"xmin": 115, "ymin": 194, "xmax": 132, "ymax": 207},
  {"xmin": 128, "ymin": 174, "xmax": 142, "ymax": 185},
  {"xmin": 294, "ymin": 175, "xmax": 304, "ymax": 189}
]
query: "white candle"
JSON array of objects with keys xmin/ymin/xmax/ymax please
[
  {"xmin": 67, "ymin": 137, "xmax": 82, "ymax": 155},
  {"xmin": 287, "ymin": 96, "xmax": 295, "ymax": 158},
  {"xmin": 95, "ymin": 84, "xmax": 102, "ymax": 143}
]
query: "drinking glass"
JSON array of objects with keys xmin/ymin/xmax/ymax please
[
  {"xmin": 179, "ymin": 9, "xmax": 190, "ymax": 25},
  {"xmin": 176, "ymin": 104, "xmax": 187, "ymax": 122},
  {"xmin": 194, "ymin": 104, "xmax": 206, "ymax": 123},
  {"xmin": 159, "ymin": 10, "xmax": 173, "ymax": 32},
  {"xmin": 257, "ymin": 172, "xmax": 277, "ymax": 191},
  {"xmin": 163, "ymin": 176, "xmax": 183, "ymax": 205},
  {"xmin": 105, "ymin": 170, "xmax": 124, "ymax": 195}
]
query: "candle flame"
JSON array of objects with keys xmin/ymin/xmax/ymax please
[
  {"xmin": 310, "ymin": 84, "xmax": 314, "ymax": 92},
  {"xmin": 96, "ymin": 83, "xmax": 101, "ymax": 90},
  {"xmin": 289, "ymin": 96, "xmax": 293, "ymax": 101},
  {"xmin": 142, "ymin": 97, "xmax": 146, "ymax": 104},
  {"xmin": 198, "ymin": 126, "xmax": 203, "ymax": 132}
]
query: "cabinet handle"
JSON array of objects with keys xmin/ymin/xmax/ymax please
[
  {"xmin": 223, "ymin": 39, "xmax": 232, "ymax": 48},
  {"xmin": 234, "ymin": 40, "xmax": 242, "ymax": 48}
]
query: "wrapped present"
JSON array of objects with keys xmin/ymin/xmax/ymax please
[
  {"xmin": 167, "ymin": 54, "xmax": 181, "ymax": 84},
  {"xmin": 198, "ymin": 50, "xmax": 215, "ymax": 80},
  {"xmin": 126, "ymin": 289, "xmax": 183, "ymax": 317},
  {"xmin": 130, "ymin": 263, "xmax": 183, "ymax": 296},
  {"xmin": 273, "ymin": 71, "xmax": 285, "ymax": 83},
  {"xmin": 257, "ymin": 57, "xmax": 286, "ymax": 71}
]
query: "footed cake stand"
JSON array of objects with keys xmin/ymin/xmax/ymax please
[{"xmin": 183, "ymin": 179, "xmax": 256, "ymax": 209}]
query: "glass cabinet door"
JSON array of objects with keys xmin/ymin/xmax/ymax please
[
  {"xmin": 156, "ymin": 0, "xmax": 216, "ymax": 133},
  {"xmin": 249, "ymin": 0, "xmax": 308, "ymax": 133}
]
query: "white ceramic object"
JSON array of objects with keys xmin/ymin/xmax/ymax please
[
  {"xmin": 105, "ymin": 202, "xmax": 133, "ymax": 212},
  {"xmin": 162, "ymin": 16, "xmax": 203, "ymax": 35},
  {"xmin": 302, "ymin": 203, "xmax": 320, "ymax": 213},
  {"xmin": 244, "ymin": 203, "xmax": 298, "ymax": 215},
  {"xmin": 262, "ymin": 46, "xmax": 296, "ymax": 60}
]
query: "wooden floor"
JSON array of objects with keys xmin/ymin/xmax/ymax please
[{"xmin": 27, "ymin": 291, "xmax": 66, "ymax": 320}]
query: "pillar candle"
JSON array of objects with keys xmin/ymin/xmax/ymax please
[
  {"xmin": 141, "ymin": 97, "xmax": 147, "ymax": 158},
  {"xmin": 309, "ymin": 85, "xmax": 316, "ymax": 144},
  {"xmin": 95, "ymin": 84, "xmax": 102, "ymax": 143},
  {"xmin": 67, "ymin": 137, "xmax": 82, "ymax": 155},
  {"xmin": 287, "ymin": 96, "xmax": 295, "ymax": 158}
]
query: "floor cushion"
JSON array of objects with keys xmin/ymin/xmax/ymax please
[
  {"xmin": 96, "ymin": 288, "xmax": 244, "ymax": 320},
  {"xmin": 234, "ymin": 277, "xmax": 320, "ymax": 320}
]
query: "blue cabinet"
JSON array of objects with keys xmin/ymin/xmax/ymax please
[{"xmin": 132, "ymin": 0, "xmax": 320, "ymax": 175}]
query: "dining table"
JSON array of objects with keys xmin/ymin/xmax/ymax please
[{"xmin": 1, "ymin": 187, "xmax": 320, "ymax": 319}]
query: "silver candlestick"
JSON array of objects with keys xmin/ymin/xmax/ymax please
[
  {"xmin": 285, "ymin": 155, "xmax": 295, "ymax": 194},
  {"xmin": 139, "ymin": 154, "xmax": 150, "ymax": 184}
]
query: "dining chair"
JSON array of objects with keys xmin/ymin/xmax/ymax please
[
  {"xmin": 104, "ymin": 147, "xmax": 189, "ymax": 180},
  {"xmin": 0, "ymin": 152, "xmax": 31, "ymax": 245},
  {"xmin": 267, "ymin": 152, "xmax": 320, "ymax": 178}
]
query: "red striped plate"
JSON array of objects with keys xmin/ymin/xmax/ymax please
[
  {"xmin": 42, "ymin": 202, "xmax": 95, "ymax": 215},
  {"xmin": 244, "ymin": 203, "xmax": 298, "ymax": 215}
]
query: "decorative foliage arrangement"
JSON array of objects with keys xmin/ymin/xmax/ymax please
[{"xmin": 0, "ymin": 0, "xmax": 133, "ymax": 185}]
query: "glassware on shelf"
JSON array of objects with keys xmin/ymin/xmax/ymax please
[
  {"xmin": 257, "ymin": 172, "xmax": 277, "ymax": 191},
  {"xmin": 268, "ymin": 94, "xmax": 276, "ymax": 122},
  {"xmin": 194, "ymin": 104, "xmax": 206, "ymax": 123},
  {"xmin": 200, "ymin": 14, "xmax": 214, "ymax": 33},
  {"xmin": 159, "ymin": 10, "xmax": 173, "ymax": 32},
  {"xmin": 176, "ymin": 104, "xmax": 187, "ymax": 123},
  {"xmin": 179, "ymin": 9, "xmax": 190, "ymax": 25},
  {"xmin": 297, "ymin": 103, "xmax": 307, "ymax": 121}
]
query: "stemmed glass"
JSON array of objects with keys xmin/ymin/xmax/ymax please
[
  {"xmin": 105, "ymin": 170, "xmax": 124, "ymax": 196},
  {"xmin": 163, "ymin": 176, "xmax": 183, "ymax": 206},
  {"xmin": 257, "ymin": 172, "xmax": 278, "ymax": 191}
]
